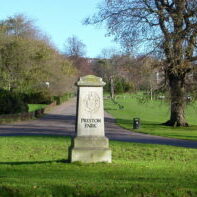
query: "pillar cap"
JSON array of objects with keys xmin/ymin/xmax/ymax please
[{"xmin": 76, "ymin": 75, "xmax": 106, "ymax": 87}]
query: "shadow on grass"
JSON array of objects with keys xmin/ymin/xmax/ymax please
[
  {"xmin": 164, "ymin": 134, "xmax": 197, "ymax": 139},
  {"xmin": 104, "ymin": 108, "xmax": 119, "ymax": 111},
  {"xmin": 0, "ymin": 159, "xmax": 69, "ymax": 165},
  {"xmin": 115, "ymin": 118, "xmax": 197, "ymax": 128},
  {"xmin": 115, "ymin": 118, "xmax": 163, "ymax": 126}
]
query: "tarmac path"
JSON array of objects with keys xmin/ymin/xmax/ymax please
[{"xmin": 0, "ymin": 99, "xmax": 197, "ymax": 148}]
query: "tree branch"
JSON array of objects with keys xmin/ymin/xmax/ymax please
[{"xmin": 189, "ymin": 56, "xmax": 197, "ymax": 62}]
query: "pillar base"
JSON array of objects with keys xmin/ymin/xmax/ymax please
[{"xmin": 69, "ymin": 136, "xmax": 111, "ymax": 163}]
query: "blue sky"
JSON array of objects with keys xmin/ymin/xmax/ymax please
[{"xmin": 0, "ymin": 0, "xmax": 120, "ymax": 58}]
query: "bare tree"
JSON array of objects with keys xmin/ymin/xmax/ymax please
[
  {"xmin": 64, "ymin": 35, "xmax": 93, "ymax": 76},
  {"xmin": 86, "ymin": 0, "xmax": 197, "ymax": 127},
  {"xmin": 65, "ymin": 35, "xmax": 86, "ymax": 58}
]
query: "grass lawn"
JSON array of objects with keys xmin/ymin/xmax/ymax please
[
  {"xmin": 0, "ymin": 136, "xmax": 197, "ymax": 196},
  {"xmin": 104, "ymin": 94, "xmax": 197, "ymax": 141},
  {"xmin": 28, "ymin": 104, "xmax": 47, "ymax": 112}
]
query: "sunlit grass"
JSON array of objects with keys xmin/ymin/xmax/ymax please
[
  {"xmin": 0, "ymin": 136, "xmax": 197, "ymax": 196},
  {"xmin": 104, "ymin": 94, "xmax": 197, "ymax": 140},
  {"xmin": 28, "ymin": 104, "xmax": 47, "ymax": 112}
]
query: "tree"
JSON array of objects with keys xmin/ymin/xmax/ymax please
[
  {"xmin": 0, "ymin": 14, "xmax": 39, "ymax": 39},
  {"xmin": 0, "ymin": 26, "xmax": 54, "ymax": 93},
  {"xmin": 86, "ymin": 0, "xmax": 197, "ymax": 126},
  {"xmin": 93, "ymin": 58, "xmax": 115, "ymax": 97},
  {"xmin": 0, "ymin": 15, "xmax": 77, "ymax": 97},
  {"xmin": 93, "ymin": 48, "xmax": 136, "ymax": 97},
  {"xmin": 64, "ymin": 35, "xmax": 93, "ymax": 76},
  {"xmin": 93, "ymin": 48, "xmax": 121, "ymax": 98},
  {"xmin": 135, "ymin": 56, "xmax": 162, "ymax": 99},
  {"xmin": 65, "ymin": 35, "xmax": 86, "ymax": 58}
]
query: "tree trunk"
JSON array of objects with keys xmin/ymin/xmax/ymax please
[
  {"xmin": 164, "ymin": 76, "xmax": 188, "ymax": 127},
  {"xmin": 150, "ymin": 87, "xmax": 153, "ymax": 101},
  {"xmin": 110, "ymin": 76, "xmax": 114, "ymax": 99}
]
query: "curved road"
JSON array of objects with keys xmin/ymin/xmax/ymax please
[{"xmin": 0, "ymin": 99, "xmax": 197, "ymax": 148}]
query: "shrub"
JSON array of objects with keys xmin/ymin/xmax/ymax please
[
  {"xmin": 0, "ymin": 90, "xmax": 28, "ymax": 114},
  {"xmin": 113, "ymin": 78, "xmax": 122, "ymax": 93},
  {"xmin": 23, "ymin": 92, "xmax": 52, "ymax": 104}
]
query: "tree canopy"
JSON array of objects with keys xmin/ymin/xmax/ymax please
[{"xmin": 0, "ymin": 15, "xmax": 77, "ymax": 96}]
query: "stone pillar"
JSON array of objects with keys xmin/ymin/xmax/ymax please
[{"xmin": 69, "ymin": 75, "xmax": 111, "ymax": 163}]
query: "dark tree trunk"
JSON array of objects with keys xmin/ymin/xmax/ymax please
[{"xmin": 164, "ymin": 75, "xmax": 189, "ymax": 127}]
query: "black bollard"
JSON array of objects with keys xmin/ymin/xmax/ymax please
[{"xmin": 133, "ymin": 118, "xmax": 140, "ymax": 129}]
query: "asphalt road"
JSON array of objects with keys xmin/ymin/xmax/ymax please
[{"xmin": 0, "ymin": 99, "xmax": 197, "ymax": 148}]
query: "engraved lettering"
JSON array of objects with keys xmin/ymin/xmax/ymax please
[
  {"xmin": 85, "ymin": 123, "xmax": 97, "ymax": 128},
  {"xmin": 81, "ymin": 118, "xmax": 101, "ymax": 128}
]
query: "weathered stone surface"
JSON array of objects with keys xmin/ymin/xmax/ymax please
[
  {"xmin": 77, "ymin": 75, "xmax": 106, "ymax": 87},
  {"xmin": 77, "ymin": 87, "xmax": 104, "ymax": 136},
  {"xmin": 72, "ymin": 136, "xmax": 109, "ymax": 148},
  {"xmin": 69, "ymin": 75, "xmax": 111, "ymax": 163},
  {"xmin": 70, "ymin": 148, "xmax": 111, "ymax": 163}
]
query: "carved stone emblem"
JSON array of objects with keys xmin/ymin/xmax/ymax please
[{"xmin": 83, "ymin": 91, "xmax": 100, "ymax": 113}]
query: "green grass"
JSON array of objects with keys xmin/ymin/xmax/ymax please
[
  {"xmin": 104, "ymin": 94, "xmax": 197, "ymax": 141},
  {"xmin": 0, "ymin": 136, "xmax": 197, "ymax": 196},
  {"xmin": 28, "ymin": 104, "xmax": 47, "ymax": 112}
]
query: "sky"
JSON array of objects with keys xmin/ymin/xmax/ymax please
[{"xmin": 0, "ymin": 0, "xmax": 120, "ymax": 58}]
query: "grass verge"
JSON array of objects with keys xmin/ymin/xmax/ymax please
[
  {"xmin": 28, "ymin": 104, "xmax": 47, "ymax": 112},
  {"xmin": 104, "ymin": 95, "xmax": 197, "ymax": 141},
  {"xmin": 0, "ymin": 136, "xmax": 197, "ymax": 197}
]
